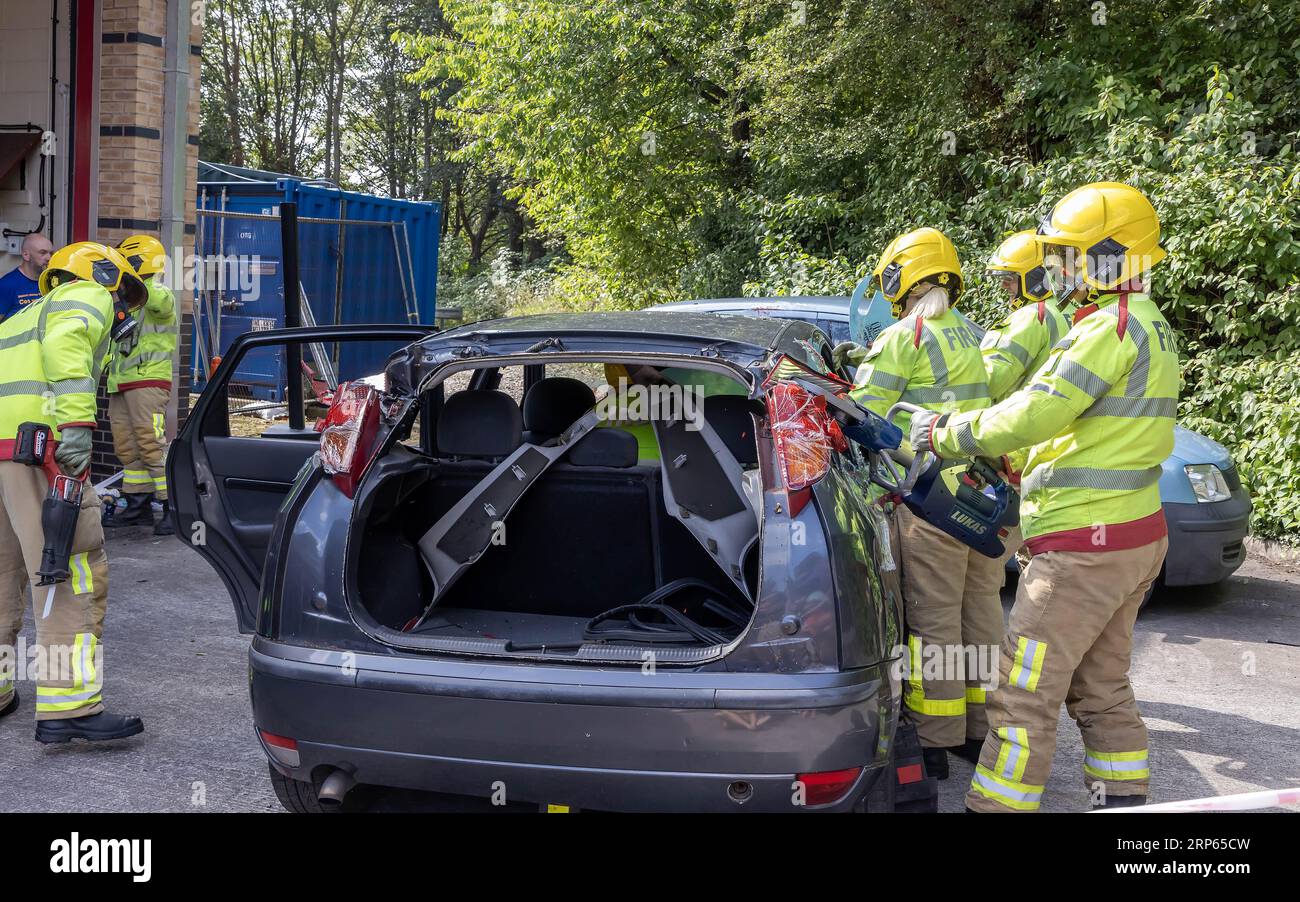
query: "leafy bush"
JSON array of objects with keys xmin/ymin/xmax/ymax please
[{"xmin": 418, "ymin": 0, "xmax": 1300, "ymax": 542}]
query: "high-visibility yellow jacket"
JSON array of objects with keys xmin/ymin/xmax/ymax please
[
  {"xmin": 0, "ymin": 280, "xmax": 115, "ymax": 453},
  {"xmin": 980, "ymin": 300, "xmax": 1069, "ymax": 403},
  {"xmin": 108, "ymin": 278, "xmax": 177, "ymax": 393},
  {"xmin": 930, "ymin": 292, "xmax": 1178, "ymax": 552},
  {"xmin": 849, "ymin": 308, "xmax": 992, "ymax": 432}
]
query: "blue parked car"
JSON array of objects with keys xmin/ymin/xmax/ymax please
[{"xmin": 650, "ymin": 290, "xmax": 1251, "ymax": 588}]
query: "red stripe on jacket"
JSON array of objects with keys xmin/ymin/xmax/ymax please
[{"xmin": 1024, "ymin": 509, "xmax": 1168, "ymax": 555}]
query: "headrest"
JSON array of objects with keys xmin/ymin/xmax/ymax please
[
  {"xmin": 522, "ymin": 377, "xmax": 596, "ymax": 438},
  {"xmin": 703, "ymin": 395, "xmax": 760, "ymax": 465},
  {"xmin": 565, "ymin": 427, "xmax": 638, "ymax": 468},
  {"xmin": 437, "ymin": 389, "xmax": 523, "ymax": 458}
]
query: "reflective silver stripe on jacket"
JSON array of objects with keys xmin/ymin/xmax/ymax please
[
  {"xmin": 1080, "ymin": 396, "xmax": 1177, "ymax": 419},
  {"xmin": 952, "ymin": 421, "xmax": 979, "ymax": 456},
  {"xmin": 43, "ymin": 298, "xmax": 107, "ymax": 326},
  {"xmin": 1123, "ymin": 314, "xmax": 1150, "ymax": 397},
  {"xmin": 0, "ymin": 379, "xmax": 52, "ymax": 397},
  {"xmin": 867, "ymin": 369, "xmax": 910, "ymax": 393},
  {"xmin": 51, "ymin": 378, "xmax": 96, "ymax": 396},
  {"xmin": 1045, "ymin": 311, "xmax": 1062, "ymax": 346},
  {"xmin": 117, "ymin": 350, "xmax": 173, "ymax": 367},
  {"xmin": 1022, "ymin": 465, "xmax": 1163, "ymax": 495},
  {"xmin": 0, "ymin": 324, "xmax": 41, "ymax": 352},
  {"xmin": 997, "ymin": 337, "xmax": 1032, "ymax": 368},
  {"xmin": 1097, "ymin": 303, "xmax": 1152, "ymax": 397},
  {"xmin": 901, "ymin": 383, "xmax": 991, "ymax": 404},
  {"xmin": 1056, "ymin": 358, "xmax": 1112, "ymax": 399},
  {"xmin": 918, "ymin": 327, "xmax": 949, "ymax": 385}
]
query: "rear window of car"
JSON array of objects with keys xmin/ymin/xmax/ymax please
[
  {"xmin": 813, "ymin": 318, "xmax": 851, "ymax": 344},
  {"xmin": 714, "ymin": 308, "xmax": 849, "ymax": 345}
]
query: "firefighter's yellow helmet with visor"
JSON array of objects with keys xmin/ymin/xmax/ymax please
[
  {"xmin": 872, "ymin": 227, "xmax": 963, "ymax": 318},
  {"xmin": 1034, "ymin": 182, "xmax": 1165, "ymax": 303},
  {"xmin": 39, "ymin": 241, "xmax": 148, "ymax": 308},
  {"xmin": 987, "ymin": 230, "xmax": 1051, "ymax": 310},
  {"xmin": 117, "ymin": 234, "xmax": 167, "ymax": 279}
]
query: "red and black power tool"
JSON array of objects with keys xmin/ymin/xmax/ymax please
[{"xmin": 14, "ymin": 422, "xmax": 84, "ymax": 589}]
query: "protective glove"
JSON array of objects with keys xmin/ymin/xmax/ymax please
[
  {"xmin": 54, "ymin": 426, "xmax": 93, "ymax": 477},
  {"xmin": 832, "ymin": 341, "xmax": 869, "ymax": 376},
  {"xmin": 908, "ymin": 409, "xmax": 943, "ymax": 454}
]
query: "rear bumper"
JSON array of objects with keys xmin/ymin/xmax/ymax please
[
  {"xmin": 1161, "ymin": 489, "xmax": 1252, "ymax": 586},
  {"xmin": 249, "ymin": 639, "xmax": 896, "ymax": 812}
]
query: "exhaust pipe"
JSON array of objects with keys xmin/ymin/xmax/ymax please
[{"xmin": 317, "ymin": 769, "xmax": 357, "ymax": 807}]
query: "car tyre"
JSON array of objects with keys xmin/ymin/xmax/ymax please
[{"xmin": 268, "ymin": 763, "xmax": 339, "ymax": 814}]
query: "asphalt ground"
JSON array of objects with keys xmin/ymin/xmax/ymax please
[{"xmin": 0, "ymin": 527, "xmax": 1297, "ymax": 813}]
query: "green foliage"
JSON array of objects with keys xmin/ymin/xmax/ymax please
[{"xmin": 406, "ymin": 0, "xmax": 1300, "ymax": 540}]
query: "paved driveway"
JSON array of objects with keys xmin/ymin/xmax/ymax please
[{"xmin": 1, "ymin": 529, "xmax": 1297, "ymax": 813}]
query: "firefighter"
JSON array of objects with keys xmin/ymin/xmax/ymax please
[
  {"xmin": 981, "ymin": 230, "xmax": 1069, "ymax": 402},
  {"xmin": 848, "ymin": 227, "xmax": 1005, "ymax": 780},
  {"xmin": 0, "ymin": 242, "xmax": 146, "ymax": 741},
  {"xmin": 105, "ymin": 235, "xmax": 178, "ymax": 536},
  {"xmin": 911, "ymin": 182, "xmax": 1176, "ymax": 810},
  {"xmin": 980, "ymin": 231, "xmax": 1072, "ymax": 561}
]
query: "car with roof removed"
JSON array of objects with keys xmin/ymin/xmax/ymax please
[{"xmin": 170, "ymin": 313, "xmax": 938, "ymax": 812}]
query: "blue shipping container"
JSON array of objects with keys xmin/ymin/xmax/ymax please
[{"xmin": 195, "ymin": 162, "xmax": 440, "ymax": 398}]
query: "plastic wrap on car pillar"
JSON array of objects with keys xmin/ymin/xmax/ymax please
[{"xmin": 766, "ymin": 382, "xmax": 847, "ymax": 491}]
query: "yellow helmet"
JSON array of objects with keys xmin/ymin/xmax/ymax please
[
  {"xmin": 1034, "ymin": 182, "xmax": 1165, "ymax": 297},
  {"xmin": 117, "ymin": 234, "xmax": 167, "ymax": 278},
  {"xmin": 987, "ymin": 230, "xmax": 1051, "ymax": 310},
  {"xmin": 40, "ymin": 241, "xmax": 148, "ymax": 308},
  {"xmin": 873, "ymin": 227, "xmax": 963, "ymax": 317}
]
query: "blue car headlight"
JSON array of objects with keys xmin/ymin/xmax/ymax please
[{"xmin": 1184, "ymin": 464, "xmax": 1231, "ymax": 503}]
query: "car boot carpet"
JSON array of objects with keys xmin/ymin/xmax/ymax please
[{"xmin": 414, "ymin": 608, "xmax": 591, "ymax": 650}]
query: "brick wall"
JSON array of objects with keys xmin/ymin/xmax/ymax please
[{"xmin": 91, "ymin": 0, "xmax": 201, "ymax": 483}]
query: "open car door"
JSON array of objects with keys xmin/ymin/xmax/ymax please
[{"xmin": 168, "ymin": 324, "xmax": 434, "ymax": 632}]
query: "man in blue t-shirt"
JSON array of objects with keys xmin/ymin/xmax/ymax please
[{"xmin": 0, "ymin": 233, "xmax": 54, "ymax": 322}]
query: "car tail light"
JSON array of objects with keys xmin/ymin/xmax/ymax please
[
  {"xmin": 796, "ymin": 766, "xmax": 862, "ymax": 806},
  {"xmin": 259, "ymin": 730, "xmax": 300, "ymax": 768},
  {"xmin": 318, "ymin": 381, "xmax": 382, "ymax": 498},
  {"xmin": 766, "ymin": 382, "xmax": 848, "ymax": 492}
]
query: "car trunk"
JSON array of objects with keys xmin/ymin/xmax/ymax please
[
  {"xmin": 351, "ymin": 356, "xmax": 764, "ymax": 665},
  {"xmin": 350, "ymin": 452, "xmax": 761, "ymax": 658}
]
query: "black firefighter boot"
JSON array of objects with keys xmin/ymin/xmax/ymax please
[
  {"xmin": 106, "ymin": 492, "xmax": 155, "ymax": 528},
  {"xmin": 153, "ymin": 499, "xmax": 175, "ymax": 536},
  {"xmin": 35, "ymin": 710, "xmax": 144, "ymax": 743},
  {"xmin": 923, "ymin": 746, "xmax": 950, "ymax": 781},
  {"xmin": 948, "ymin": 737, "xmax": 985, "ymax": 766}
]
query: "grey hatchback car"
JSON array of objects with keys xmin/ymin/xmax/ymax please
[{"xmin": 170, "ymin": 312, "xmax": 936, "ymax": 812}]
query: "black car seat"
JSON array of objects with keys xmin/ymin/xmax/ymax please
[
  {"xmin": 522, "ymin": 377, "xmax": 596, "ymax": 444},
  {"xmin": 437, "ymin": 389, "xmax": 523, "ymax": 461}
]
